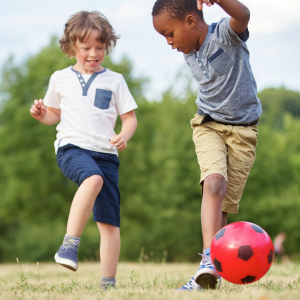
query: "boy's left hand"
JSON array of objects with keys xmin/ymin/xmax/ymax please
[
  {"xmin": 111, "ymin": 135, "xmax": 127, "ymax": 151},
  {"xmin": 197, "ymin": 0, "xmax": 220, "ymax": 10}
]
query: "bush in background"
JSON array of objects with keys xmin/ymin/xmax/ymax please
[{"xmin": 0, "ymin": 38, "xmax": 300, "ymax": 263}]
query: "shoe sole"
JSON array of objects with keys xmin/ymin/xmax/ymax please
[
  {"xmin": 194, "ymin": 268, "xmax": 219, "ymax": 290},
  {"xmin": 54, "ymin": 253, "xmax": 78, "ymax": 272}
]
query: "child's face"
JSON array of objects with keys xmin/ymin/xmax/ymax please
[
  {"xmin": 153, "ymin": 13, "xmax": 200, "ymax": 55},
  {"xmin": 74, "ymin": 30, "xmax": 106, "ymax": 74}
]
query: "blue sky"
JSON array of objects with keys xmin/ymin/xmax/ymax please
[{"xmin": 1, "ymin": 0, "xmax": 300, "ymax": 99}]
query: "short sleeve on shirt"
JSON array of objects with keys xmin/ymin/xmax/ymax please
[
  {"xmin": 115, "ymin": 75, "xmax": 138, "ymax": 115},
  {"xmin": 216, "ymin": 17, "xmax": 249, "ymax": 46},
  {"xmin": 44, "ymin": 72, "xmax": 60, "ymax": 109}
]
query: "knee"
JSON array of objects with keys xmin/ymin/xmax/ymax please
[
  {"xmin": 97, "ymin": 222, "xmax": 119, "ymax": 234},
  {"xmin": 84, "ymin": 175, "xmax": 103, "ymax": 192},
  {"xmin": 204, "ymin": 174, "xmax": 227, "ymax": 196}
]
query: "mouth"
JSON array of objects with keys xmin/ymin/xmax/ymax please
[
  {"xmin": 87, "ymin": 60, "xmax": 98, "ymax": 66},
  {"xmin": 172, "ymin": 46, "xmax": 181, "ymax": 53}
]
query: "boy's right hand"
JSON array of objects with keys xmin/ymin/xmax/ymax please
[
  {"xmin": 197, "ymin": 0, "xmax": 220, "ymax": 10},
  {"xmin": 30, "ymin": 99, "xmax": 47, "ymax": 121}
]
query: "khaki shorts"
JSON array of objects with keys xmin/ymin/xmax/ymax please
[{"xmin": 191, "ymin": 114, "xmax": 258, "ymax": 214}]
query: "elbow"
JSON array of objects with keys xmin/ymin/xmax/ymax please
[
  {"xmin": 133, "ymin": 118, "xmax": 138, "ymax": 132},
  {"xmin": 244, "ymin": 7, "xmax": 250, "ymax": 23},
  {"xmin": 132, "ymin": 113, "xmax": 138, "ymax": 129},
  {"xmin": 135, "ymin": 117, "xmax": 138, "ymax": 128}
]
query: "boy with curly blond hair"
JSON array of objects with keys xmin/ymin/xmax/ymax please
[{"xmin": 30, "ymin": 11, "xmax": 138, "ymax": 289}]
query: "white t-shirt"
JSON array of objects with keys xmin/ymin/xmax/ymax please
[{"xmin": 44, "ymin": 66, "xmax": 138, "ymax": 155}]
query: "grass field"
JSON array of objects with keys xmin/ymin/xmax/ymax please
[{"xmin": 0, "ymin": 261, "xmax": 299, "ymax": 300}]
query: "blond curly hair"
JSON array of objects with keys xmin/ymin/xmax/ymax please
[{"xmin": 59, "ymin": 11, "xmax": 119, "ymax": 57}]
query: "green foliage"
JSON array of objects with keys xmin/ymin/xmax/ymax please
[
  {"xmin": 119, "ymin": 90, "xmax": 202, "ymax": 262},
  {"xmin": 230, "ymin": 113, "xmax": 300, "ymax": 255},
  {"xmin": 258, "ymin": 87, "xmax": 300, "ymax": 128},
  {"xmin": 0, "ymin": 37, "xmax": 147, "ymax": 262},
  {"xmin": 0, "ymin": 37, "xmax": 300, "ymax": 263}
]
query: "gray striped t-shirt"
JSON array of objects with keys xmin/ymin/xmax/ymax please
[{"xmin": 184, "ymin": 17, "xmax": 262, "ymax": 124}]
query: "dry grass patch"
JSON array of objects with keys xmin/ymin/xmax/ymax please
[{"xmin": 0, "ymin": 261, "xmax": 299, "ymax": 299}]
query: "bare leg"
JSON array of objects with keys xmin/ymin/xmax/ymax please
[
  {"xmin": 67, "ymin": 175, "xmax": 103, "ymax": 237},
  {"xmin": 97, "ymin": 222, "xmax": 120, "ymax": 278},
  {"xmin": 201, "ymin": 174, "xmax": 227, "ymax": 252}
]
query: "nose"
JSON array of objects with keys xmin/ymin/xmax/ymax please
[
  {"xmin": 89, "ymin": 47, "xmax": 97, "ymax": 58},
  {"xmin": 166, "ymin": 37, "xmax": 173, "ymax": 46},
  {"xmin": 168, "ymin": 42, "xmax": 176, "ymax": 49}
]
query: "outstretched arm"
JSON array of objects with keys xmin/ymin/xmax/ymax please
[
  {"xmin": 111, "ymin": 110, "xmax": 137, "ymax": 151},
  {"xmin": 197, "ymin": 0, "xmax": 250, "ymax": 34}
]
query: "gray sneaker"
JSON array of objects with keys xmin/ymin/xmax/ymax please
[{"xmin": 54, "ymin": 245, "xmax": 78, "ymax": 271}]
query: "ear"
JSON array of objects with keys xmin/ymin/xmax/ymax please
[{"xmin": 185, "ymin": 15, "xmax": 197, "ymax": 29}]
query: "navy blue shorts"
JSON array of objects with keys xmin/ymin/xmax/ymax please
[{"xmin": 56, "ymin": 144, "xmax": 120, "ymax": 227}]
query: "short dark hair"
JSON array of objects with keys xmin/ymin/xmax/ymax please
[{"xmin": 152, "ymin": 0, "xmax": 203, "ymax": 21}]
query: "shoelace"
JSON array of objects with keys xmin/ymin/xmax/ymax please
[
  {"xmin": 197, "ymin": 253, "xmax": 221, "ymax": 290},
  {"xmin": 198, "ymin": 253, "xmax": 214, "ymax": 269},
  {"xmin": 183, "ymin": 278, "xmax": 199, "ymax": 290}
]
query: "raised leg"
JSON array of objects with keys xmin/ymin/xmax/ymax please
[{"xmin": 67, "ymin": 175, "xmax": 103, "ymax": 236}]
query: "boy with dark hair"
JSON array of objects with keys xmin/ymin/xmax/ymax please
[{"xmin": 152, "ymin": 0, "xmax": 261, "ymax": 291}]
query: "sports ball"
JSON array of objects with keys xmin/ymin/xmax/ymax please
[{"xmin": 211, "ymin": 221, "xmax": 274, "ymax": 285}]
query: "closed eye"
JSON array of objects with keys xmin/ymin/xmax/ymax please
[{"xmin": 164, "ymin": 31, "xmax": 173, "ymax": 38}]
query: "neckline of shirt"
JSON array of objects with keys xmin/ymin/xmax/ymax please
[
  {"xmin": 193, "ymin": 24, "xmax": 212, "ymax": 57},
  {"xmin": 70, "ymin": 66, "xmax": 107, "ymax": 75},
  {"xmin": 70, "ymin": 66, "xmax": 108, "ymax": 96},
  {"xmin": 81, "ymin": 74, "xmax": 92, "ymax": 78}
]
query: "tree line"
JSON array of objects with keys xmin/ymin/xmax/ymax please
[{"xmin": 0, "ymin": 38, "xmax": 299, "ymax": 263}]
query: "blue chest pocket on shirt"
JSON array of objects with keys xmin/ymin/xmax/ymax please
[
  {"xmin": 94, "ymin": 89, "xmax": 112, "ymax": 110},
  {"xmin": 208, "ymin": 48, "xmax": 233, "ymax": 76}
]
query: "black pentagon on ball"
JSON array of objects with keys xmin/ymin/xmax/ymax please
[
  {"xmin": 250, "ymin": 224, "xmax": 264, "ymax": 233},
  {"xmin": 241, "ymin": 275, "xmax": 256, "ymax": 284},
  {"xmin": 268, "ymin": 249, "xmax": 274, "ymax": 264},
  {"xmin": 215, "ymin": 228, "xmax": 226, "ymax": 241},
  {"xmin": 238, "ymin": 245, "xmax": 254, "ymax": 261},
  {"xmin": 213, "ymin": 258, "xmax": 222, "ymax": 272}
]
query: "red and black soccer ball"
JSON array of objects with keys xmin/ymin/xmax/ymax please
[{"xmin": 211, "ymin": 221, "xmax": 274, "ymax": 285}]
